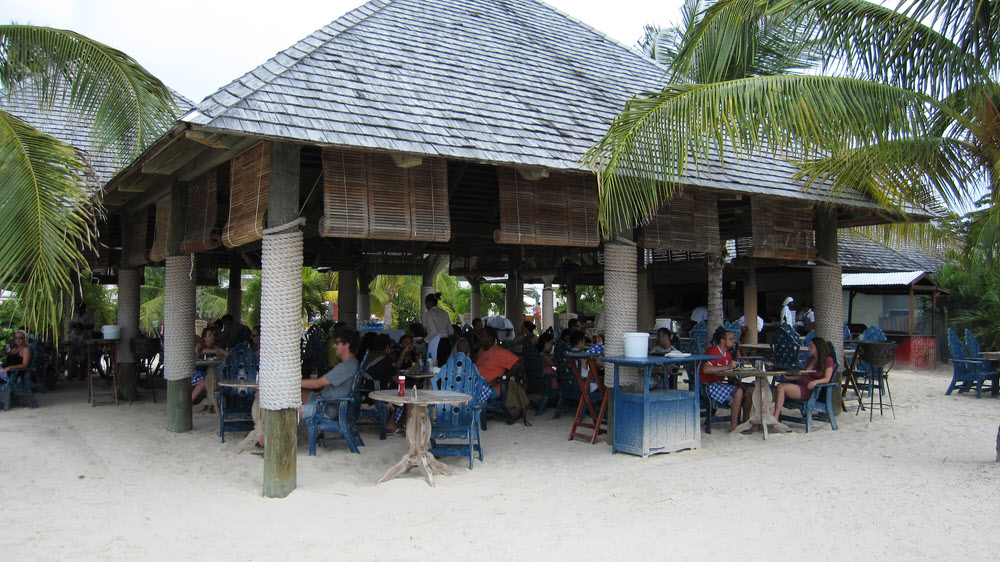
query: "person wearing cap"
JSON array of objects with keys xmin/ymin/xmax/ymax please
[
  {"xmin": 780, "ymin": 297, "xmax": 796, "ymax": 327},
  {"xmin": 511, "ymin": 321, "xmax": 537, "ymax": 354}
]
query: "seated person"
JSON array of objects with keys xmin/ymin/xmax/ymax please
[
  {"xmin": 568, "ymin": 331, "xmax": 602, "ymax": 394},
  {"xmin": 475, "ymin": 326, "xmax": 522, "ymax": 395},
  {"xmin": 0, "ymin": 330, "xmax": 31, "ymax": 383},
  {"xmin": 453, "ymin": 337, "xmax": 472, "ymax": 358},
  {"xmin": 393, "ymin": 334, "xmax": 417, "ymax": 371},
  {"xmin": 770, "ymin": 338, "xmax": 834, "ymax": 422},
  {"xmin": 700, "ymin": 327, "xmax": 751, "ymax": 433},
  {"xmin": 537, "ymin": 332, "xmax": 557, "ymax": 387},
  {"xmin": 510, "ymin": 321, "xmax": 537, "ymax": 354},
  {"xmin": 361, "ymin": 334, "xmax": 396, "ymax": 393},
  {"xmin": 650, "ymin": 327, "xmax": 676, "ymax": 354},
  {"xmin": 192, "ymin": 327, "xmax": 228, "ymax": 403},
  {"xmin": 250, "ymin": 326, "xmax": 261, "ymax": 357},
  {"xmin": 299, "ymin": 329, "xmax": 360, "ymax": 421}
]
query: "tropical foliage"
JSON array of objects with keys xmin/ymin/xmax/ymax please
[
  {"xmin": 0, "ymin": 25, "xmax": 178, "ymax": 338},
  {"xmin": 937, "ymin": 208, "xmax": 1000, "ymax": 350},
  {"xmin": 586, "ymin": 0, "xmax": 995, "ymax": 237}
]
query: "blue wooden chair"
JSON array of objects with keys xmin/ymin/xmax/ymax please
[
  {"xmin": 778, "ymin": 340, "xmax": 841, "ymax": 432},
  {"xmin": 770, "ymin": 325, "xmax": 802, "ymax": 369},
  {"xmin": 215, "ymin": 344, "xmax": 258, "ymax": 442},
  {"xmin": 300, "ymin": 324, "xmax": 329, "ymax": 377},
  {"xmin": 522, "ymin": 342, "xmax": 558, "ymax": 416},
  {"xmin": 843, "ymin": 323, "xmax": 854, "ymax": 342},
  {"xmin": 306, "ymin": 354, "xmax": 367, "ymax": 455},
  {"xmin": 1, "ymin": 340, "xmax": 39, "ymax": 411},
  {"xmin": 798, "ymin": 330, "xmax": 816, "ymax": 365},
  {"xmin": 687, "ymin": 321, "xmax": 708, "ymax": 354},
  {"xmin": 946, "ymin": 329, "xmax": 995, "ymax": 399},
  {"xmin": 549, "ymin": 338, "xmax": 580, "ymax": 419},
  {"xmin": 964, "ymin": 330, "xmax": 1000, "ymax": 397},
  {"xmin": 428, "ymin": 352, "xmax": 485, "ymax": 469}
]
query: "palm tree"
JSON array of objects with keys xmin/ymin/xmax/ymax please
[
  {"xmin": 0, "ymin": 25, "xmax": 178, "ymax": 338},
  {"xmin": 585, "ymin": 0, "xmax": 991, "ymax": 237}
]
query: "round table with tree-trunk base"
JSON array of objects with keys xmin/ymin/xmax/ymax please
[
  {"xmin": 369, "ymin": 388, "xmax": 471, "ymax": 487},
  {"xmin": 728, "ymin": 370, "xmax": 795, "ymax": 439}
]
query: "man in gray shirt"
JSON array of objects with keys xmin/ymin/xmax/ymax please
[{"xmin": 299, "ymin": 329, "xmax": 359, "ymax": 420}]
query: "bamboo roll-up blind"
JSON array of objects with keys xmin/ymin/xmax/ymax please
[
  {"xmin": 749, "ymin": 197, "xmax": 815, "ymax": 259},
  {"xmin": 222, "ymin": 141, "xmax": 269, "ymax": 248},
  {"xmin": 149, "ymin": 196, "xmax": 170, "ymax": 263},
  {"xmin": 641, "ymin": 190, "xmax": 719, "ymax": 253},
  {"xmin": 493, "ymin": 168, "xmax": 599, "ymax": 247},
  {"xmin": 180, "ymin": 170, "xmax": 222, "ymax": 254},
  {"xmin": 121, "ymin": 211, "xmax": 149, "ymax": 268},
  {"xmin": 319, "ymin": 148, "xmax": 450, "ymax": 242}
]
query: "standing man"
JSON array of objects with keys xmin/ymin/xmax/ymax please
[
  {"xmin": 780, "ymin": 297, "xmax": 796, "ymax": 327},
  {"xmin": 700, "ymin": 328, "xmax": 751, "ymax": 433}
]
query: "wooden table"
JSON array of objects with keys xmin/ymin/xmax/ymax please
[
  {"xmin": 565, "ymin": 352, "xmax": 607, "ymax": 444},
  {"xmin": 219, "ymin": 381, "xmax": 263, "ymax": 454},
  {"xmin": 603, "ymin": 354, "xmax": 721, "ymax": 457},
  {"xmin": 726, "ymin": 369, "xmax": 794, "ymax": 440},
  {"xmin": 369, "ymin": 389, "xmax": 471, "ymax": 486},
  {"xmin": 195, "ymin": 358, "xmax": 225, "ymax": 414},
  {"xmin": 84, "ymin": 339, "xmax": 119, "ymax": 406},
  {"xmin": 980, "ymin": 352, "xmax": 1000, "ymax": 361}
]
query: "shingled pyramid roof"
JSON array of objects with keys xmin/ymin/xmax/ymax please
[
  {"xmin": 180, "ymin": 0, "xmax": 926, "ymax": 216},
  {"xmin": 1, "ymin": 86, "xmax": 194, "ymax": 186}
]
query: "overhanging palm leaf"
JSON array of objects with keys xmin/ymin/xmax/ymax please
[
  {"xmin": 0, "ymin": 110, "xmax": 95, "ymax": 335},
  {"xmin": 584, "ymin": 74, "xmax": 932, "ymax": 235},
  {"xmin": 0, "ymin": 25, "xmax": 178, "ymax": 338}
]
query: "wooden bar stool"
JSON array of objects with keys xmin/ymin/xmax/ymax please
[{"xmin": 568, "ymin": 354, "xmax": 608, "ymax": 444}]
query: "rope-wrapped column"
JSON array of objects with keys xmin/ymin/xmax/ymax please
[
  {"xmin": 165, "ymin": 255, "xmax": 195, "ymax": 432},
  {"xmin": 813, "ymin": 263, "xmax": 844, "ymax": 360},
  {"xmin": 707, "ymin": 250, "xmax": 724, "ymax": 334},
  {"xmin": 542, "ymin": 280, "xmax": 555, "ymax": 331},
  {"xmin": 116, "ymin": 268, "xmax": 141, "ymax": 400},
  {"xmin": 259, "ymin": 219, "xmax": 305, "ymax": 412},
  {"xmin": 604, "ymin": 238, "xmax": 638, "ymax": 386}
]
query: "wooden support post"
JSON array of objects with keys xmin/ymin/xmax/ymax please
[
  {"xmin": 263, "ymin": 409, "xmax": 297, "ymax": 498},
  {"xmin": 744, "ymin": 268, "xmax": 759, "ymax": 344},
  {"xmin": 165, "ymin": 180, "xmax": 193, "ymax": 432},
  {"xmin": 166, "ymin": 379, "xmax": 193, "ymax": 432},
  {"xmin": 262, "ymin": 141, "xmax": 301, "ymax": 498},
  {"xmin": 812, "ymin": 206, "xmax": 844, "ymax": 413}
]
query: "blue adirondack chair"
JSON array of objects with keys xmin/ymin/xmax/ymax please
[
  {"xmin": 770, "ymin": 325, "xmax": 802, "ymax": 369},
  {"xmin": 843, "ymin": 323, "xmax": 854, "ymax": 343},
  {"xmin": 306, "ymin": 353, "xmax": 367, "ymax": 455},
  {"xmin": 549, "ymin": 338, "xmax": 580, "ymax": 419},
  {"xmin": 1, "ymin": 340, "xmax": 39, "ymax": 411},
  {"xmin": 964, "ymin": 330, "xmax": 1000, "ymax": 397},
  {"xmin": 946, "ymin": 329, "xmax": 995, "ymax": 399},
  {"xmin": 778, "ymin": 340, "xmax": 841, "ymax": 432},
  {"xmin": 300, "ymin": 324, "xmax": 329, "ymax": 377},
  {"xmin": 687, "ymin": 321, "xmax": 708, "ymax": 354},
  {"xmin": 855, "ymin": 325, "xmax": 888, "ymax": 392},
  {"xmin": 215, "ymin": 344, "xmax": 258, "ymax": 442},
  {"xmin": 428, "ymin": 352, "xmax": 485, "ymax": 469}
]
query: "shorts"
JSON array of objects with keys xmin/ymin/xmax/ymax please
[{"xmin": 707, "ymin": 382, "xmax": 737, "ymax": 405}]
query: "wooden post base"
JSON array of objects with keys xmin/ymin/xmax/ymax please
[
  {"xmin": 263, "ymin": 408, "xmax": 297, "ymax": 498},
  {"xmin": 166, "ymin": 379, "xmax": 192, "ymax": 433},
  {"xmin": 377, "ymin": 405, "xmax": 452, "ymax": 486}
]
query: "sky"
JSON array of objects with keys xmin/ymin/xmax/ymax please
[{"xmin": 0, "ymin": 0, "xmax": 685, "ymax": 103}]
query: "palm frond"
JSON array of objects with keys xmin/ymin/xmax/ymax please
[
  {"xmin": 584, "ymin": 74, "xmax": 932, "ymax": 236},
  {"xmin": 0, "ymin": 24, "xmax": 178, "ymax": 162},
  {"xmin": 0, "ymin": 110, "xmax": 95, "ymax": 337}
]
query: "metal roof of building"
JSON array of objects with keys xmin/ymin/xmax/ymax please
[
  {"xmin": 842, "ymin": 271, "xmax": 927, "ymax": 287},
  {"xmin": 839, "ymin": 235, "xmax": 946, "ymax": 273},
  {"xmin": 182, "ymin": 0, "xmax": 927, "ymax": 215}
]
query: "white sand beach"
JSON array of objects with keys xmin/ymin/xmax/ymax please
[{"xmin": 3, "ymin": 365, "xmax": 999, "ymax": 560}]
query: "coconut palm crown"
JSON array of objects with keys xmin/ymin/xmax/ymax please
[
  {"xmin": 585, "ymin": 0, "xmax": 996, "ymax": 238},
  {"xmin": 0, "ymin": 25, "xmax": 178, "ymax": 337}
]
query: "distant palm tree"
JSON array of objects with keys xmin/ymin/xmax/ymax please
[{"xmin": 0, "ymin": 25, "xmax": 178, "ymax": 338}]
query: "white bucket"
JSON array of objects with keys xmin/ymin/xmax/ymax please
[
  {"xmin": 654, "ymin": 318, "xmax": 672, "ymax": 330},
  {"xmin": 102, "ymin": 325, "xmax": 121, "ymax": 340},
  {"xmin": 623, "ymin": 332, "xmax": 649, "ymax": 357}
]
